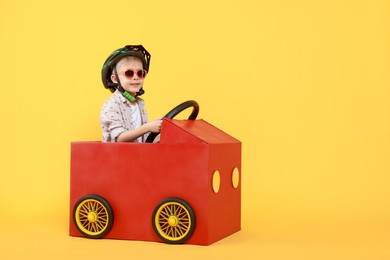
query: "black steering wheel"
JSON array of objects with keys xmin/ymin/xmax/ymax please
[{"xmin": 145, "ymin": 100, "xmax": 199, "ymax": 143}]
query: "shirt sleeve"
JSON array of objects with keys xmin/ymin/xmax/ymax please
[{"xmin": 100, "ymin": 99, "xmax": 127, "ymax": 142}]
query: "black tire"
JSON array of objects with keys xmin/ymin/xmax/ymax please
[
  {"xmin": 152, "ymin": 198, "xmax": 196, "ymax": 244},
  {"xmin": 73, "ymin": 194, "xmax": 114, "ymax": 239}
]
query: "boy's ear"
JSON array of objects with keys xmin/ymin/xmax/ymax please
[{"xmin": 111, "ymin": 74, "xmax": 118, "ymax": 84}]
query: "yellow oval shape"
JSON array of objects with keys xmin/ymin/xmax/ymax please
[
  {"xmin": 232, "ymin": 167, "xmax": 240, "ymax": 188},
  {"xmin": 212, "ymin": 170, "xmax": 221, "ymax": 193}
]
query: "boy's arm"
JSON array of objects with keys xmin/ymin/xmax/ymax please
[{"xmin": 116, "ymin": 118, "xmax": 162, "ymax": 142}]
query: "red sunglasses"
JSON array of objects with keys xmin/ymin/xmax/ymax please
[{"xmin": 120, "ymin": 69, "xmax": 147, "ymax": 79}]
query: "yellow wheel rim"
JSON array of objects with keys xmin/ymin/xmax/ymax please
[
  {"xmin": 155, "ymin": 202, "xmax": 192, "ymax": 242},
  {"xmin": 75, "ymin": 199, "xmax": 110, "ymax": 236}
]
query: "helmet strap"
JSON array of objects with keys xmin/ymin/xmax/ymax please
[{"xmin": 113, "ymin": 66, "xmax": 136, "ymax": 102}]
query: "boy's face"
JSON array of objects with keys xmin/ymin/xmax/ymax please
[{"xmin": 111, "ymin": 57, "xmax": 145, "ymax": 96}]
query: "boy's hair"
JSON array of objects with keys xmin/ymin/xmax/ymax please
[
  {"xmin": 114, "ymin": 56, "xmax": 144, "ymax": 75},
  {"xmin": 102, "ymin": 45, "xmax": 151, "ymax": 93}
]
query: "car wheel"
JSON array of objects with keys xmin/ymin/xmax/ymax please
[
  {"xmin": 73, "ymin": 194, "xmax": 114, "ymax": 239},
  {"xmin": 152, "ymin": 198, "xmax": 196, "ymax": 244}
]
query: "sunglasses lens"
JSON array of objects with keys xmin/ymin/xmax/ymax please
[
  {"xmin": 124, "ymin": 70, "xmax": 134, "ymax": 78},
  {"xmin": 124, "ymin": 70, "xmax": 146, "ymax": 79},
  {"xmin": 137, "ymin": 70, "xmax": 146, "ymax": 78}
]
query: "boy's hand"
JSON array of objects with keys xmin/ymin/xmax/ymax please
[{"xmin": 146, "ymin": 118, "xmax": 163, "ymax": 133}]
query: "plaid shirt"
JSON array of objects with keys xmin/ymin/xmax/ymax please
[{"xmin": 100, "ymin": 90, "xmax": 148, "ymax": 142}]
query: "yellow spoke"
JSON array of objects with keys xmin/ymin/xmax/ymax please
[
  {"xmin": 176, "ymin": 208, "xmax": 184, "ymax": 217},
  {"xmin": 159, "ymin": 221, "xmax": 169, "ymax": 230},
  {"xmin": 91, "ymin": 223, "xmax": 96, "ymax": 232},
  {"xmin": 175, "ymin": 227, "xmax": 184, "ymax": 237},
  {"xmin": 178, "ymin": 221, "xmax": 189, "ymax": 229},
  {"xmin": 95, "ymin": 222, "xmax": 104, "ymax": 231},
  {"xmin": 160, "ymin": 210, "xmax": 170, "ymax": 218},
  {"xmin": 79, "ymin": 208, "xmax": 89, "ymax": 214},
  {"xmin": 98, "ymin": 214, "xmax": 108, "ymax": 221},
  {"xmin": 175, "ymin": 228, "xmax": 180, "ymax": 237},
  {"xmin": 173, "ymin": 205, "xmax": 179, "ymax": 215},
  {"xmin": 80, "ymin": 206, "xmax": 88, "ymax": 214},
  {"xmin": 84, "ymin": 203, "xmax": 92, "ymax": 212},
  {"xmin": 97, "ymin": 219, "xmax": 107, "ymax": 226},
  {"xmin": 169, "ymin": 227, "xmax": 174, "ymax": 237},
  {"xmin": 79, "ymin": 212, "xmax": 89, "ymax": 218},
  {"xmin": 92, "ymin": 202, "xmax": 98, "ymax": 212},
  {"xmin": 97, "ymin": 208, "xmax": 106, "ymax": 215},
  {"xmin": 177, "ymin": 225, "xmax": 188, "ymax": 235},
  {"xmin": 169, "ymin": 205, "xmax": 175, "ymax": 215}
]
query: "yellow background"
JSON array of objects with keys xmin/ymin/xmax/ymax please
[{"xmin": 1, "ymin": 0, "xmax": 389, "ymax": 259}]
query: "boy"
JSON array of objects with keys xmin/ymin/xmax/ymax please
[{"xmin": 100, "ymin": 45, "xmax": 162, "ymax": 142}]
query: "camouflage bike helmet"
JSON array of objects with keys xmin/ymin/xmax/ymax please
[{"xmin": 101, "ymin": 45, "xmax": 151, "ymax": 100}]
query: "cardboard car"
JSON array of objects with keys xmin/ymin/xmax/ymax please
[{"xmin": 69, "ymin": 101, "xmax": 241, "ymax": 245}]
